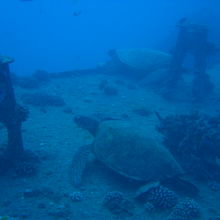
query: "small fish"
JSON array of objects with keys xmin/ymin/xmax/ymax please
[
  {"xmin": 73, "ymin": 10, "xmax": 82, "ymax": 16},
  {"xmin": 176, "ymin": 17, "xmax": 190, "ymax": 27}
]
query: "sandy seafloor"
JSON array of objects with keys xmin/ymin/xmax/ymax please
[{"xmin": 1, "ymin": 66, "xmax": 220, "ymax": 220}]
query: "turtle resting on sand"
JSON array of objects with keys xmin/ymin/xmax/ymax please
[{"xmin": 70, "ymin": 116, "xmax": 183, "ymax": 187}]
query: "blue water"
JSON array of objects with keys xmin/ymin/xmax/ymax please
[
  {"xmin": 1, "ymin": 1, "xmax": 220, "ymax": 220},
  {"xmin": 0, "ymin": 0, "xmax": 219, "ymax": 75}
]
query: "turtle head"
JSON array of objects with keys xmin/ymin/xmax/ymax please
[{"xmin": 74, "ymin": 115, "xmax": 100, "ymax": 136}]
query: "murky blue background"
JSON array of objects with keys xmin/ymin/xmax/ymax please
[{"xmin": 0, "ymin": 0, "xmax": 219, "ymax": 75}]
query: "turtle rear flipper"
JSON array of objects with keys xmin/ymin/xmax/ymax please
[
  {"xmin": 69, "ymin": 144, "xmax": 92, "ymax": 187},
  {"xmin": 161, "ymin": 176, "xmax": 199, "ymax": 197}
]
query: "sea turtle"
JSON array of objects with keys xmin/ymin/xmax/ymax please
[
  {"xmin": 111, "ymin": 48, "xmax": 171, "ymax": 72},
  {"xmin": 102, "ymin": 48, "xmax": 171, "ymax": 81},
  {"xmin": 70, "ymin": 116, "xmax": 183, "ymax": 187}
]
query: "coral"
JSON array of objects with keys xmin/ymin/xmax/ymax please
[
  {"xmin": 135, "ymin": 181, "xmax": 160, "ymax": 201},
  {"xmin": 147, "ymin": 185, "xmax": 178, "ymax": 209},
  {"xmin": 157, "ymin": 112, "xmax": 220, "ymax": 180},
  {"xmin": 135, "ymin": 183, "xmax": 178, "ymax": 210},
  {"xmin": 103, "ymin": 191, "xmax": 134, "ymax": 217},
  {"xmin": 144, "ymin": 202, "xmax": 155, "ymax": 213},
  {"xmin": 168, "ymin": 198, "xmax": 201, "ymax": 220},
  {"xmin": 69, "ymin": 192, "xmax": 85, "ymax": 202}
]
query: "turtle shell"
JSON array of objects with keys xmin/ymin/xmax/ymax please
[
  {"xmin": 93, "ymin": 121, "xmax": 183, "ymax": 182},
  {"xmin": 115, "ymin": 49, "xmax": 171, "ymax": 72}
]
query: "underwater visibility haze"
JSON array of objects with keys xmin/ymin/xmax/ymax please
[
  {"xmin": 0, "ymin": 0, "xmax": 220, "ymax": 220},
  {"xmin": 0, "ymin": 0, "xmax": 219, "ymax": 74}
]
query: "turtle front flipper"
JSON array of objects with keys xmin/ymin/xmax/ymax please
[{"xmin": 69, "ymin": 144, "xmax": 92, "ymax": 187}]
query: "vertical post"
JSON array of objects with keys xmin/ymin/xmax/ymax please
[{"xmin": 0, "ymin": 57, "xmax": 24, "ymax": 158}]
